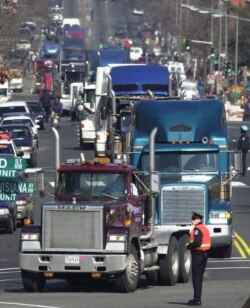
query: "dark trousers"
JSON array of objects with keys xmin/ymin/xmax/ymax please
[
  {"xmin": 191, "ymin": 251, "xmax": 208, "ymax": 301},
  {"xmin": 242, "ymin": 151, "xmax": 248, "ymax": 176}
]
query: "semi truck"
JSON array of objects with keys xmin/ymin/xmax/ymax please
[
  {"xmin": 78, "ymin": 64, "xmax": 169, "ymax": 154},
  {"xmin": 129, "ymin": 99, "xmax": 235, "ymax": 260},
  {"xmin": 96, "ymin": 64, "xmax": 170, "ymax": 157}
]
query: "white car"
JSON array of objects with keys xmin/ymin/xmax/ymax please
[
  {"xmin": 0, "ymin": 139, "xmax": 22, "ymax": 158},
  {"xmin": 16, "ymin": 39, "xmax": 31, "ymax": 51},
  {"xmin": 133, "ymin": 8, "xmax": 144, "ymax": 15},
  {"xmin": 0, "ymin": 115, "xmax": 40, "ymax": 138}
]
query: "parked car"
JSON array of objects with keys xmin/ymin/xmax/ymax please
[
  {"xmin": 0, "ymin": 201, "xmax": 17, "ymax": 233},
  {"xmin": 6, "ymin": 49, "xmax": 27, "ymax": 67},
  {"xmin": 26, "ymin": 101, "xmax": 45, "ymax": 130},
  {"xmin": 0, "ymin": 124, "xmax": 38, "ymax": 166},
  {"xmin": 22, "ymin": 18, "xmax": 37, "ymax": 30},
  {"xmin": 16, "ymin": 39, "xmax": 31, "ymax": 51},
  {"xmin": 19, "ymin": 26, "xmax": 33, "ymax": 41}
]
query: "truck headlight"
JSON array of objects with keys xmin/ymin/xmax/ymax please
[
  {"xmin": 21, "ymin": 233, "xmax": 40, "ymax": 241},
  {"xmin": 0, "ymin": 208, "xmax": 9, "ymax": 215},
  {"xmin": 108, "ymin": 234, "xmax": 126, "ymax": 242},
  {"xmin": 209, "ymin": 211, "xmax": 232, "ymax": 224}
]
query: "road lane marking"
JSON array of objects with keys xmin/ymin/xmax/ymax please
[
  {"xmin": 0, "ymin": 267, "xmax": 20, "ymax": 271},
  {"xmin": 234, "ymin": 239, "xmax": 247, "ymax": 258},
  {"xmin": 0, "ymin": 271, "xmax": 20, "ymax": 274},
  {"xmin": 235, "ymin": 232, "xmax": 250, "ymax": 255},
  {"xmin": 0, "ymin": 303, "xmax": 61, "ymax": 308},
  {"xmin": 234, "ymin": 232, "xmax": 250, "ymax": 258},
  {"xmin": 0, "ymin": 279, "xmax": 20, "ymax": 282},
  {"xmin": 207, "ymin": 267, "xmax": 250, "ymax": 270}
]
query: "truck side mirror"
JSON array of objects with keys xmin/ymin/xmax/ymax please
[{"xmin": 101, "ymin": 106, "xmax": 107, "ymax": 120}]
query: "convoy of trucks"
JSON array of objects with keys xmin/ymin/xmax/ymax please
[{"xmin": 17, "ymin": 9, "xmax": 239, "ymax": 295}]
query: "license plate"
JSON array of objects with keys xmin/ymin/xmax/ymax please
[{"xmin": 65, "ymin": 255, "xmax": 80, "ymax": 264}]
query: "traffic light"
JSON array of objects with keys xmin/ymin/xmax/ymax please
[
  {"xmin": 210, "ymin": 47, "xmax": 215, "ymax": 59},
  {"xmin": 223, "ymin": 61, "xmax": 232, "ymax": 77},
  {"xmin": 184, "ymin": 39, "xmax": 191, "ymax": 52},
  {"xmin": 226, "ymin": 61, "xmax": 232, "ymax": 74}
]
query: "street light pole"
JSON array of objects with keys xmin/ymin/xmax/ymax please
[{"xmin": 234, "ymin": 13, "xmax": 239, "ymax": 86}]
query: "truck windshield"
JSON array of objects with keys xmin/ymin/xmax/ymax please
[
  {"xmin": 143, "ymin": 152, "xmax": 218, "ymax": 173},
  {"xmin": 58, "ymin": 172, "xmax": 127, "ymax": 197}
]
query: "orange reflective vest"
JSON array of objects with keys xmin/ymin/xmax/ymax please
[{"xmin": 189, "ymin": 224, "xmax": 211, "ymax": 251}]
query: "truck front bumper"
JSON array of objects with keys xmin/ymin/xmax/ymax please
[
  {"xmin": 19, "ymin": 253, "xmax": 128, "ymax": 274},
  {"xmin": 208, "ymin": 224, "xmax": 233, "ymax": 246}
]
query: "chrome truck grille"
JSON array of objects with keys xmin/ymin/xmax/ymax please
[
  {"xmin": 161, "ymin": 185, "xmax": 206, "ymax": 225},
  {"xmin": 42, "ymin": 205, "xmax": 103, "ymax": 251}
]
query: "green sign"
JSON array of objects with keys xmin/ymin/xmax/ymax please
[
  {"xmin": 0, "ymin": 193, "xmax": 18, "ymax": 201},
  {"xmin": 0, "ymin": 158, "xmax": 26, "ymax": 170},
  {"xmin": 0, "ymin": 181, "xmax": 35, "ymax": 194},
  {"xmin": 0, "ymin": 169, "xmax": 18, "ymax": 178}
]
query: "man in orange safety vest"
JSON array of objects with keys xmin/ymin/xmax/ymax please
[{"xmin": 186, "ymin": 212, "xmax": 211, "ymax": 306}]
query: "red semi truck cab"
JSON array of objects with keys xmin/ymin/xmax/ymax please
[{"xmin": 19, "ymin": 157, "xmax": 152, "ymax": 293}]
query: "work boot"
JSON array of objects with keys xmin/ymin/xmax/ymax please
[{"xmin": 187, "ymin": 299, "xmax": 202, "ymax": 306}]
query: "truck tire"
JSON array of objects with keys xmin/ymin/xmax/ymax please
[
  {"xmin": 115, "ymin": 244, "xmax": 140, "ymax": 292},
  {"xmin": 21, "ymin": 270, "xmax": 45, "ymax": 292},
  {"xmin": 158, "ymin": 236, "xmax": 179, "ymax": 286},
  {"xmin": 178, "ymin": 234, "xmax": 191, "ymax": 283},
  {"xmin": 6, "ymin": 217, "xmax": 14, "ymax": 234}
]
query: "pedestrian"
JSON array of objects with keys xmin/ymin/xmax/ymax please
[
  {"xmin": 187, "ymin": 212, "xmax": 211, "ymax": 306},
  {"xmin": 237, "ymin": 125, "xmax": 249, "ymax": 177},
  {"xmin": 39, "ymin": 90, "xmax": 53, "ymax": 123},
  {"xmin": 242, "ymin": 93, "xmax": 250, "ymax": 121}
]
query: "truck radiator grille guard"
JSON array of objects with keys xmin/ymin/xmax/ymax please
[
  {"xmin": 42, "ymin": 207, "xmax": 103, "ymax": 251},
  {"xmin": 161, "ymin": 186, "xmax": 206, "ymax": 225}
]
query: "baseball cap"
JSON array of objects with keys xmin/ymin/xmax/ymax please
[{"xmin": 191, "ymin": 211, "xmax": 203, "ymax": 220}]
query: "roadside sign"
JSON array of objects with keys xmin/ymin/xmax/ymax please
[
  {"xmin": 0, "ymin": 169, "xmax": 18, "ymax": 178},
  {"xmin": 0, "ymin": 158, "xmax": 26, "ymax": 170},
  {"xmin": 0, "ymin": 181, "xmax": 35, "ymax": 194},
  {"xmin": 0, "ymin": 193, "xmax": 18, "ymax": 201}
]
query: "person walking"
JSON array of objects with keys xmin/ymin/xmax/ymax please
[
  {"xmin": 237, "ymin": 125, "xmax": 249, "ymax": 177},
  {"xmin": 187, "ymin": 212, "xmax": 211, "ymax": 306},
  {"xmin": 242, "ymin": 93, "xmax": 250, "ymax": 121}
]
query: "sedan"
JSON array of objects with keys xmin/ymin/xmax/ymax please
[
  {"xmin": 26, "ymin": 101, "xmax": 46, "ymax": 130},
  {"xmin": 0, "ymin": 124, "xmax": 38, "ymax": 167},
  {"xmin": 16, "ymin": 39, "xmax": 31, "ymax": 51},
  {"xmin": 0, "ymin": 114, "xmax": 40, "ymax": 140}
]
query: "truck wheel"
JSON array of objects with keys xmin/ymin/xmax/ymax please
[
  {"xmin": 21, "ymin": 270, "xmax": 45, "ymax": 292},
  {"xmin": 115, "ymin": 244, "xmax": 140, "ymax": 292},
  {"xmin": 6, "ymin": 217, "xmax": 14, "ymax": 234},
  {"xmin": 159, "ymin": 236, "xmax": 179, "ymax": 286},
  {"xmin": 178, "ymin": 234, "xmax": 191, "ymax": 283}
]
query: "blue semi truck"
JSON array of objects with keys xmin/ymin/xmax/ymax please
[{"xmin": 127, "ymin": 99, "xmax": 235, "ymax": 283}]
